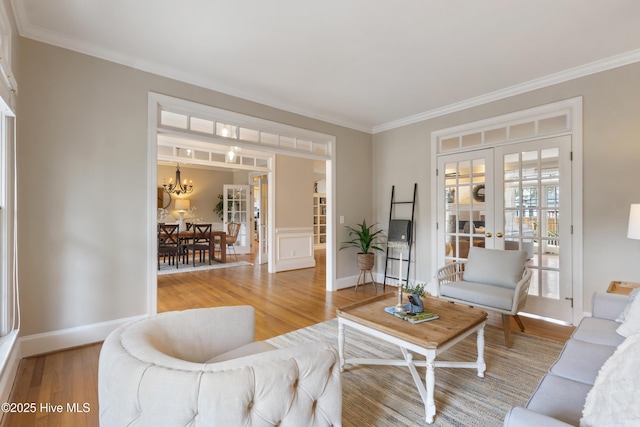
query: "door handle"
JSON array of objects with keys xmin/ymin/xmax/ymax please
[
  {"xmin": 485, "ymin": 232, "xmax": 492, "ymax": 238},
  {"xmin": 496, "ymin": 232, "xmax": 504, "ymax": 238}
]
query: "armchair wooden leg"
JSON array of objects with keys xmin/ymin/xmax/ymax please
[
  {"xmin": 513, "ymin": 314, "xmax": 526, "ymax": 332},
  {"xmin": 502, "ymin": 314, "xmax": 513, "ymax": 348}
]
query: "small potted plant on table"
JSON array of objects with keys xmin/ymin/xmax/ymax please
[{"xmin": 403, "ymin": 282, "xmax": 429, "ymax": 313}]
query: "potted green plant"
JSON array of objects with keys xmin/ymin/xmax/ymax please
[
  {"xmin": 340, "ymin": 219, "xmax": 385, "ymax": 271},
  {"xmin": 213, "ymin": 194, "xmax": 224, "ymax": 220}
]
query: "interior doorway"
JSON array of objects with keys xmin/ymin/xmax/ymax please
[{"xmin": 147, "ymin": 93, "xmax": 337, "ymax": 315}]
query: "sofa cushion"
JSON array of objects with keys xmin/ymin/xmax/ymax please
[
  {"xmin": 525, "ymin": 374, "xmax": 591, "ymax": 426},
  {"xmin": 571, "ymin": 317, "xmax": 625, "ymax": 347},
  {"xmin": 440, "ymin": 280, "xmax": 514, "ymax": 311},
  {"xmin": 580, "ymin": 330, "xmax": 640, "ymax": 426},
  {"xmin": 205, "ymin": 340, "xmax": 276, "ymax": 363},
  {"xmin": 549, "ymin": 339, "xmax": 616, "ymax": 385},
  {"xmin": 463, "ymin": 247, "xmax": 526, "ymax": 289}
]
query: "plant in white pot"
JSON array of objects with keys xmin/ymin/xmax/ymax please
[{"xmin": 340, "ymin": 219, "xmax": 385, "ymax": 271}]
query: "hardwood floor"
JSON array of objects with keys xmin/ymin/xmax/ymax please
[{"xmin": 1, "ymin": 250, "xmax": 574, "ymax": 426}]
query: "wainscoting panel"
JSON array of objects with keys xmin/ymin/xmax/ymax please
[{"xmin": 274, "ymin": 228, "xmax": 316, "ymax": 272}]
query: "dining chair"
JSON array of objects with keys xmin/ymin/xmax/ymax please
[
  {"xmin": 187, "ymin": 223, "xmax": 212, "ymax": 266},
  {"xmin": 158, "ymin": 223, "xmax": 181, "ymax": 269},
  {"xmin": 226, "ymin": 222, "xmax": 241, "ymax": 261}
]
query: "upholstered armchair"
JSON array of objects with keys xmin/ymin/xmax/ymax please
[
  {"xmin": 99, "ymin": 306, "xmax": 342, "ymax": 426},
  {"xmin": 436, "ymin": 247, "xmax": 532, "ymax": 347}
]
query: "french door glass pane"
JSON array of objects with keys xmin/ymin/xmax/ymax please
[{"xmin": 444, "ymin": 157, "xmax": 486, "ymax": 261}]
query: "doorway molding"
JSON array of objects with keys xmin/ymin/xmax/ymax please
[
  {"xmin": 430, "ymin": 97, "xmax": 583, "ymax": 324},
  {"xmin": 147, "ymin": 93, "xmax": 337, "ymax": 316}
]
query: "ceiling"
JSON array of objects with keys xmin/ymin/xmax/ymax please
[{"xmin": 10, "ymin": 1, "xmax": 640, "ymax": 133}]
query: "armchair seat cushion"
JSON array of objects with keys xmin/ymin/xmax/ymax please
[{"xmin": 440, "ymin": 280, "xmax": 514, "ymax": 311}]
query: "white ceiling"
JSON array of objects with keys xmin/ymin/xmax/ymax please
[{"xmin": 10, "ymin": 0, "xmax": 640, "ymax": 133}]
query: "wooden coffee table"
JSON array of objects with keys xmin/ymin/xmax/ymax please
[{"xmin": 336, "ymin": 293, "xmax": 487, "ymax": 424}]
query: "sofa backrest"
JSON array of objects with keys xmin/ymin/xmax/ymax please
[{"xmin": 463, "ymin": 247, "xmax": 527, "ymax": 289}]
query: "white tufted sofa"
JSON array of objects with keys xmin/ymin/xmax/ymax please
[{"xmin": 98, "ymin": 306, "xmax": 342, "ymax": 426}]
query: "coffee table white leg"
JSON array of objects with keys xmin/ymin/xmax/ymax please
[
  {"xmin": 476, "ymin": 322, "xmax": 486, "ymax": 378},
  {"xmin": 425, "ymin": 350, "xmax": 436, "ymax": 424},
  {"xmin": 338, "ymin": 320, "xmax": 345, "ymax": 372}
]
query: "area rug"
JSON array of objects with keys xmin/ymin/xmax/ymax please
[
  {"xmin": 267, "ymin": 319, "xmax": 563, "ymax": 427},
  {"xmin": 157, "ymin": 260, "xmax": 252, "ymax": 275}
]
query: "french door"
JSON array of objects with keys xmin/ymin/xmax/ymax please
[
  {"xmin": 437, "ymin": 136, "xmax": 573, "ymax": 322},
  {"xmin": 223, "ymin": 184, "xmax": 251, "ymax": 254}
]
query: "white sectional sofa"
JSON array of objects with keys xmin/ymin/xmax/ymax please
[{"xmin": 504, "ymin": 292, "xmax": 638, "ymax": 426}]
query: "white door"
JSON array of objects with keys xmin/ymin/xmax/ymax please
[
  {"xmin": 438, "ymin": 149, "xmax": 494, "ymax": 264},
  {"xmin": 495, "ymin": 136, "xmax": 572, "ymax": 321},
  {"xmin": 223, "ymin": 184, "xmax": 251, "ymax": 254},
  {"xmin": 437, "ymin": 136, "xmax": 573, "ymax": 322}
]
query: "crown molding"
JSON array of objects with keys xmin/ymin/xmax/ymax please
[
  {"xmin": 10, "ymin": 4, "xmax": 373, "ymax": 134},
  {"xmin": 11, "ymin": 1, "xmax": 640, "ymax": 136},
  {"xmin": 372, "ymin": 48, "xmax": 640, "ymax": 134}
]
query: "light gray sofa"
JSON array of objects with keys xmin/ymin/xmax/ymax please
[{"xmin": 503, "ymin": 292, "xmax": 628, "ymax": 426}]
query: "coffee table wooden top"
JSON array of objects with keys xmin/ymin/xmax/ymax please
[{"xmin": 336, "ymin": 294, "xmax": 487, "ymax": 350}]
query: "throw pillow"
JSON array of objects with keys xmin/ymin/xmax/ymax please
[
  {"xmin": 580, "ymin": 330, "xmax": 640, "ymax": 426},
  {"xmin": 617, "ymin": 292, "xmax": 640, "ymax": 338},
  {"xmin": 616, "ymin": 287, "xmax": 640, "ymax": 323}
]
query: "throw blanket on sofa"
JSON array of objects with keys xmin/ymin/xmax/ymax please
[{"xmin": 580, "ymin": 315, "xmax": 640, "ymax": 425}]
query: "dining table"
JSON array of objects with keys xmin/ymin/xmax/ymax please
[{"xmin": 177, "ymin": 228, "xmax": 227, "ymax": 263}]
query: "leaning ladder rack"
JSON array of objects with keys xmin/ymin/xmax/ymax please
[{"xmin": 383, "ymin": 183, "xmax": 417, "ymax": 291}]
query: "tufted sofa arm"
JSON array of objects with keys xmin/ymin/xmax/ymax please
[{"xmin": 99, "ymin": 307, "xmax": 342, "ymax": 426}]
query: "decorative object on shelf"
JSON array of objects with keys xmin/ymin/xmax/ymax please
[
  {"xmin": 174, "ymin": 199, "xmax": 190, "ymax": 231},
  {"xmin": 472, "ymin": 184, "xmax": 485, "ymax": 202},
  {"xmin": 163, "ymin": 149, "xmax": 194, "ymax": 196}
]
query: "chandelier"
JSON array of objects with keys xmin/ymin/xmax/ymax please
[{"xmin": 163, "ymin": 155, "xmax": 193, "ymax": 196}]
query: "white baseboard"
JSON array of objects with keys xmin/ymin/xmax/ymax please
[
  {"xmin": 0, "ymin": 331, "xmax": 20, "ymax": 422},
  {"xmin": 274, "ymin": 257, "xmax": 316, "ymax": 272},
  {"xmin": 336, "ymin": 274, "xmax": 357, "ymax": 290},
  {"xmin": 19, "ymin": 314, "xmax": 146, "ymax": 358}
]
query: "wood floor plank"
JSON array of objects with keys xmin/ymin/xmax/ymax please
[{"xmin": 0, "ymin": 250, "xmax": 573, "ymax": 426}]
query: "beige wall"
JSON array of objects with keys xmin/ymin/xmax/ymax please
[
  {"xmin": 373, "ymin": 61, "xmax": 640, "ymax": 312},
  {"xmin": 16, "ymin": 38, "xmax": 373, "ymax": 337},
  {"xmin": 275, "ymin": 155, "xmax": 314, "ymax": 228}
]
